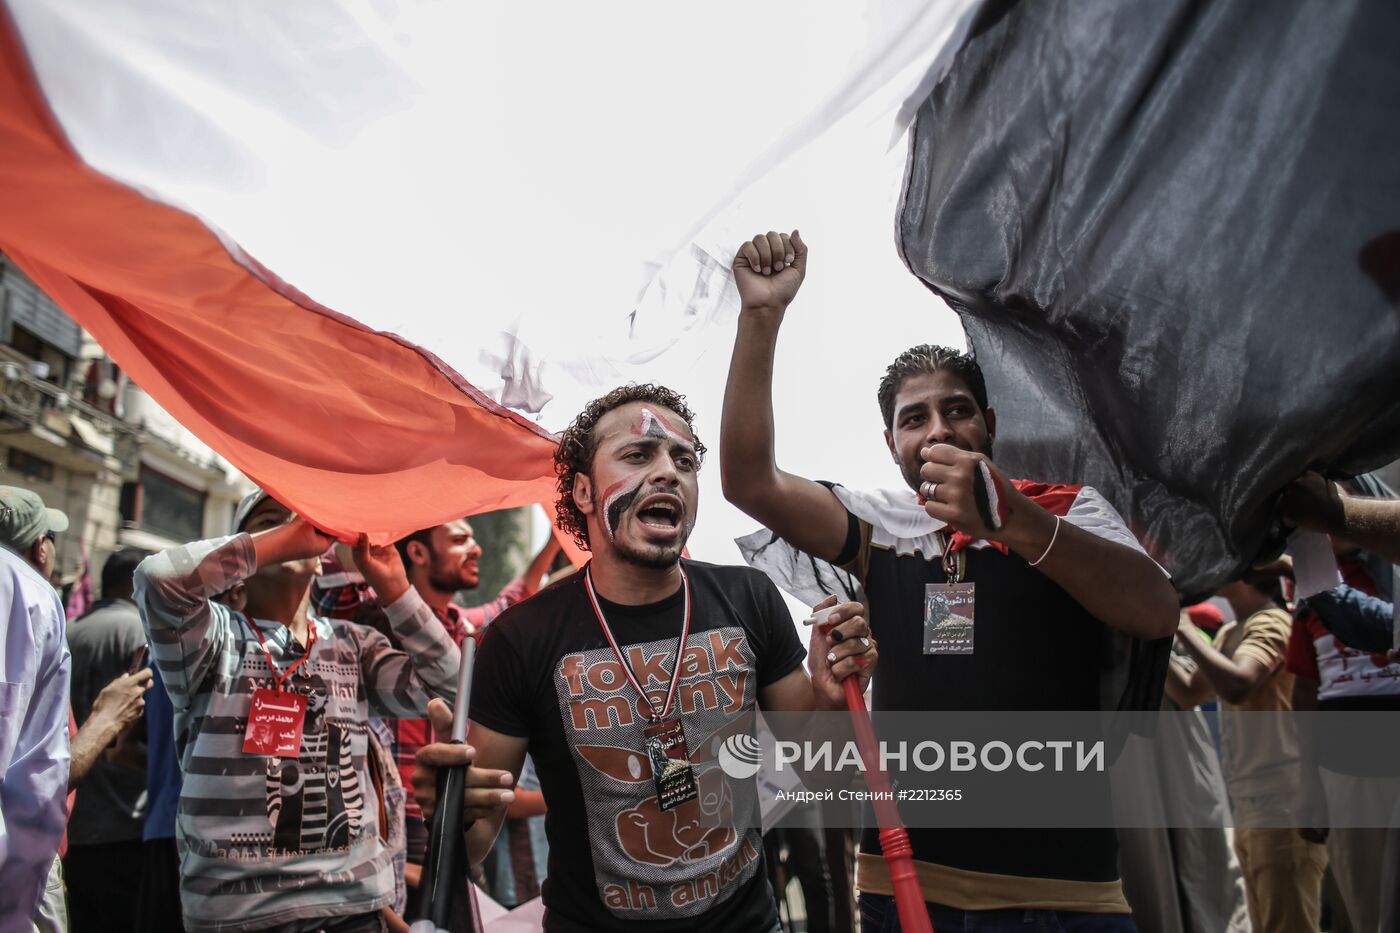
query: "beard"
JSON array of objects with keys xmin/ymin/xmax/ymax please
[
  {"xmin": 899, "ymin": 458, "xmax": 924, "ymax": 495},
  {"xmin": 611, "ymin": 534, "xmax": 686, "ymax": 571},
  {"xmin": 427, "ymin": 563, "xmax": 476, "ymax": 595}
]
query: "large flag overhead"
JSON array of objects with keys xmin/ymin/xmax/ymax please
[
  {"xmin": 899, "ymin": 0, "xmax": 1400, "ymax": 598},
  {"xmin": 0, "ymin": 0, "xmax": 975, "ymax": 557}
]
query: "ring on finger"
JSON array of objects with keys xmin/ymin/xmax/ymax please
[
  {"xmin": 921, "ymin": 481, "xmax": 939, "ymax": 502},
  {"xmin": 859, "ymin": 637, "xmax": 871, "ymax": 648}
]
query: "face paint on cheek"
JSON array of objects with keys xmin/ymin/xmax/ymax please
[{"xmin": 601, "ymin": 476, "xmax": 645, "ymax": 540}]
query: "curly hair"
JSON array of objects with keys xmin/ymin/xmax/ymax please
[
  {"xmin": 876, "ymin": 344, "xmax": 989, "ymax": 428},
  {"xmin": 554, "ymin": 384, "xmax": 705, "ymax": 551}
]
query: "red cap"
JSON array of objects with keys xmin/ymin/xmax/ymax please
[{"xmin": 1185, "ymin": 602, "xmax": 1225, "ymax": 633}]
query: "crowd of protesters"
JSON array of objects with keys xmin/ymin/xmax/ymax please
[{"xmin": 1, "ymin": 231, "xmax": 1398, "ymax": 932}]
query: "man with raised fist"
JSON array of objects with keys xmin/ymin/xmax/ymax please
[{"xmin": 720, "ymin": 229, "xmax": 1177, "ymax": 932}]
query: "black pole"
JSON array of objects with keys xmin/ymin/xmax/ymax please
[{"xmin": 411, "ymin": 638, "xmax": 480, "ymax": 933}]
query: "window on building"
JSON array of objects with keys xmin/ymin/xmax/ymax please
[
  {"xmin": 7, "ymin": 326, "xmax": 71, "ymax": 386},
  {"xmin": 7, "ymin": 448, "xmax": 55, "ymax": 483},
  {"xmin": 119, "ymin": 481, "xmax": 140, "ymax": 525},
  {"xmin": 137, "ymin": 467, "xmax": 204, "ymax": 542}
]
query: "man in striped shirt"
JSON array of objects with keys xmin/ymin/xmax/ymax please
[
  {"xmin": 311, "ymin": 523, "xmax": 559, "ymax": 873},
  {"xmin": 135, "ymin": 491, "xmax": 460, "ymax": 933}
]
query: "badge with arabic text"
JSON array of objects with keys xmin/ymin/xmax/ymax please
[
  {"xmin": 924, "ymin": 582, "xmax": 975, "ymax": 655},
  {"xmin": 642, "ymin": 717, "xmax": 698, "ymax": 811},
  {"xmin": 243, "ymin": 688, "xmax": 306, "ymax": 757}
]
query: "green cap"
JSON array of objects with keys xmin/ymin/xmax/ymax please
[{"xmin": 0, "ymin": 486, "xmax": 69, "ymax": 550}]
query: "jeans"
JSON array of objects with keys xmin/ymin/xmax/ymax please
[{"xmin": 858, "ymin": 893, "xmax": 1138, "ymax": 932}]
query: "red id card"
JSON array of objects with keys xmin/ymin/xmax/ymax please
[{"xmin": 243, "ymin": 688, "xmax": 307, "ymax": 757}]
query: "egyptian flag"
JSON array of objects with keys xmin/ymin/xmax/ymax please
[
  {"xmin": 0, "ymin": 0, "xmax": 981, "ymax": 551},
  {"xmin": 899, "ymin": 0, "xmax": 1400, "ymax": 599}
]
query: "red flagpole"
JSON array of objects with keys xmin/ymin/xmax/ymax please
[{"xmin": 842, "ymin": 676, "xmax": 933, "ymax": 933}]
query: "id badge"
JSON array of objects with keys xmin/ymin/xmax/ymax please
[
  {"xmin": 924, "ymin": 582, "xmax": 975, "ymax": 655},
  {"xmin": 642, "ymin": 718, "xmax": 698, "ymax": 811},
  {"xmin": 243, "ymin": 688, "xmax": 307, "ymax": 757}
]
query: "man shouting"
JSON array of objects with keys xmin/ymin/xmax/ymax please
[{"xmin": 412, "ymin": 384, "xmax": 877, "ymax": 932}]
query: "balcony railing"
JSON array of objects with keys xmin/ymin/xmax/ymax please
[{"xmin": 0, "ymin": 360, "xmax": 225, "ymax": 474}]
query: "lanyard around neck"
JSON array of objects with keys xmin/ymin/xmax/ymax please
[
  {"xmin": 242, "ymin": 612, "xmax": 316, "ymax": 692},
  {"xmin": 583, "ymin": 565, "xmax": 690, "ymax": 723},
  {"xmin": 938, "ymin": 530, "xmax": 966, "ymax": 583}
]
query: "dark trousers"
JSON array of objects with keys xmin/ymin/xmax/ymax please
[
  {"xmin": 785, "ymin": 827, "xmax": 833, "ymax": 933},
  {"xmin": 135, "ymin": 837, "xmax": 185, "ymax": 933},
  {"xmin": 825, "ymin": 827, "xmax": 855, "ymax": 933},
  {"xmin": 858, "ymin": 894, "xmax": 1138, "ymax": 932},
  {"xmin": 63, "ymin": 839, "xmax": 143, "ymax": 933}
]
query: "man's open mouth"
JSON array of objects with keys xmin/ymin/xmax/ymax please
[{"xmin": 634, "ymin": 494, "xmax": 682, "ymax": 530}]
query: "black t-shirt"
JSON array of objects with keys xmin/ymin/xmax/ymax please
[
  {"xmin": 836, "ymin": 510, "xmax": 1120, "ymax": 886},
  {"xmin": 470, "ymin": 560, "xmax": 805, "ymax": 932}
]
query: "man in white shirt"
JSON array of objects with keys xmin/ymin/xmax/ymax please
[{"xmin": 0, "ymin": 486, "xmax": 72, "ymax": 932}]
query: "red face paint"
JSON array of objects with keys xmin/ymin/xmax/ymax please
[{"xmin": 602, "ymin": 475, "xmax": 646, "ymax": 540}]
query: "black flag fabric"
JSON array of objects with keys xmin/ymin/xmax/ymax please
[{"xmin": 899, "ymin": 0, "xmax": 1400, "ymax": 599}]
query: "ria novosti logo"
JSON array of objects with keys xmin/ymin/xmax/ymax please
[
  {"xmin": 720, "ymin": 734, "xmax": 1108, "ymax": 778},
  {"xmin": 717, "ymin": 732, "xmax": 764, "ymax": 779}
]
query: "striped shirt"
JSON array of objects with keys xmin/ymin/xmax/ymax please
[
  {"xmin": 135, "ymin": 534, "xmax": 460, "ymax": 933},
  {"xmin": 309, "ymin": 569, "xmax": 527, "ymax": 850}
]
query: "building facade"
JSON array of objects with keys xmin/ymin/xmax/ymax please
[{"xmin": 0, "ymin": 253, "xmax": 252, "ymax": 598}]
